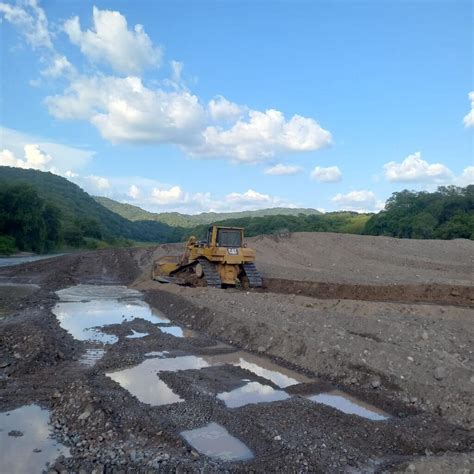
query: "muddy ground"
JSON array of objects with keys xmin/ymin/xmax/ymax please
[{"xmin": 0, "ymin": 232, "xmax": 473, "ymax": 473}]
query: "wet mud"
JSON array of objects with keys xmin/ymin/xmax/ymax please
[{"xmin": 0, "ymin": 245, "xmax": 472, "ymax": 472}]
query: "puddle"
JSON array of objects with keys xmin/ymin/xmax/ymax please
[
  {"xmin": 106, "ymin": 355, "xmax": 211, "ymax": 406},
  {"xmin": 79, "ymin": 348, "xmax": 106, "ymax": 367},
  {"xmin": 217, "ymin": 381, "xmax": 290, "ymax": 408},
  {"xmin": 0, "ymin": 404, "xmax": 70, "ymax": 474},
  {"xmin": 307, "ymin": 390, "xmax": 390, "ymax": 421},
  {"xmin": 181, "ymin": 422, "xmax": 253, "ymax": 461},
  {"xmin": 55, "ymin": 284, "xmax": 145, "ymax": 302},
  {"xmin": 126, "ymin": 330, "xmax": 149, "ymax": 339},
  {"xmin": 52, "ymin": 285, "xmax": 170, "ymax": 343},
  {"xmin": 0, "ymin": 254, "xmax": 62, "ymax": 268},
  {"xmin": 205, "ymin": 352, "xmax": 313, "ymax": 388},
  {"xmin": 145, "ymin": 351, "xmax": 169, "ymax": 357},
  {"xmin": 158, "ymin": 325, "xmax": 196, "ymax": 338}
]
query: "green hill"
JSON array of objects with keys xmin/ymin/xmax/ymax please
[
  {"xmin": 0, "ymin": 167, "xmax": 182, "ymax": 248},
  {"xmin": 94, "ymin": 196, "xmax": 321, "ymax": 227}
]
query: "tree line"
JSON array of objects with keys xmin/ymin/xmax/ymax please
[{"xmin": 0, "ymin": 181, "xmax": 472, "ymax": 255}]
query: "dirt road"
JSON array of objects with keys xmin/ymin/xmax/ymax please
[{"xmin": 0, "ymin": 233, "xmax": 472, "ymax": 472}]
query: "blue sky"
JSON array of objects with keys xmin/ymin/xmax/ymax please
[{"xmin": 1, "ymin": 0, "xmax": 472, "ymax": 214}]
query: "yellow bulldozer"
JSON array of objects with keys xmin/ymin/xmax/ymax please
[{"xmin": 152, "ymin": 225, "xmax": 263, "ymax": 288}]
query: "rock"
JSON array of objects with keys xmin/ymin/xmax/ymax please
[
  {"xmin": 78, "ymin": 409, "xmax": 91, "ymax": 421},
  {"xmin": 8, "ymin": 430, "xmax": 23, "ymax": 437},
  {"xmin": 421, "ymin": 331, "xmax": 429, "ymax": 340},
  {"xmin": 406, "ymin": 463, "xmax": 416, "ymax": 472},
  {"xmin": 0, "ymin": 361, "xmax": 10, "ymax": 368},
  {"xmin": 407, "ymin": 356, "xmax": 414, "ymax": 362},
  {"xmin": 434, "ymin": 366, "xmax": 447, "ymax": 381},
  {"xmin": 370, "ymin": 377, "xmax": 381, "ymax": 389},
  {"xmin": 274, "ymin": 435, "xmax": 282, "ymax": 441}
]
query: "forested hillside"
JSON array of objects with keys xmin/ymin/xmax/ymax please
[
  {"xmin": 364, "ymin": 186, "xmax": 474, "ymax": 239},
  {"xmin": 0, "ymin": 167, "xmax": 181, "ymax": 252},
  {"xmin": 1, "ymin": 166, "xmax": 472, "ymax": 255},
  {"xmin": 94, "ymin": 196, "xmax": 321, "ymax": 227}
]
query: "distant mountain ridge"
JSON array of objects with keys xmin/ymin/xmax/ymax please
[{"xmin": 94, "ymin": 196, "xmax": 322, "ymax": 227}]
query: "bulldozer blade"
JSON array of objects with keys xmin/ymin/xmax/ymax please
[{"xmin": 153, "ymin": 275, "xmax": 187, "ymax": 285}]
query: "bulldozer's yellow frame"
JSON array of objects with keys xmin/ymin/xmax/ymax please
[{"xmin": 152, "ymin": 226, "xmax": 262, "ymax": 288}]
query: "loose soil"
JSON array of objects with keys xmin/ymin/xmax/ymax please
[{"xmin": 0, "ymin": 232, "xmax": 473, "ymax": 473}]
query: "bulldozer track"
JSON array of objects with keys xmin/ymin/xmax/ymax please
[
  {"xmin": 198, "ymin": 258, "xmax": 222, "ymax": 288},
  {"xmin": 243, "ymin": 262, "xmax": 263, "ymax": 288}
]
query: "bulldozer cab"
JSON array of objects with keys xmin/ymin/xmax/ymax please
[{"xmin": 206, "ymin": 226, "xmax": 243, "ymax": 248}]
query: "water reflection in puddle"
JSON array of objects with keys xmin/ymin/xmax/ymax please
[
  {"xmin": 307, "ymin": 390, "xmax": 389, "ymax": 421},
  {"xmin": 205, "ymin": 352, "xmax": 313, "ymax": 388},
  {"xmin": 0, "ymin": 254, "xmax": 62, "ymax": 268},
  {"xmin": 181, "ymin": 422, "xmax": 253, "ymax": 461},
  {"xmin": 52, "ymin": 285, "xmax": 170, "ymax": 343},
  {"xmin": 158, "ymin": 326, "xmax": 195, "ymax": 338},
  {"xmin": 145, "ymin": 351, "xmax": 169, "ymax": 357},
  {"xmin": 126, "ymin": 330, "xmax": 149, "ymax": 339},
  {"xmin": 79, "ymin": 348, "xmax": 106, "ymax": 367},
  {"xmin": 0, "ymin": 404, "xmax": 70, "ymax": 474},
  {"xmin": 217, "ymin": 381, "xmax": 290, "ymax": 408},
  {"xmin": 106, "ymin": 356, "xmax": 210, "ymax": 406}
]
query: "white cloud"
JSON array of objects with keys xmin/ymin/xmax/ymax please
[
  {"xmin": 463, "ymin": 91, "xmax": 474, "ymax": 128},
  {"xmin": 456, "ymin": 166, "xmax": 474, "ymax": 186},
  {"xmin": 208, "ymin": 96, "xmax": 245, "ymax": 121},
  {"xmin": 45, "ymin": 75, "xmax": 331, "ymax": 162},
  {"xmin": 264, "ymin": 164, "xmax": 302, "ymax": 176},
  {"xmin": 0, "ymin": 0, "xmax": 52, "ymax": 49},
  {"xmin": 0, "ymin": 144, "xmax": 52, "ymax": 170},
  {"xmin": 87, "ymin": 175, "xmax": 110, "ymax": 190},
  {"xmin": 41, "ymin": 55, "xmax": 74, "ymax": 77},
  {"xmin": 128, "ymin": 184, "xmax": 140, "ymax": 199},
  {"xmin": 45, "ymin": 75, "xmax": 206, "ymax": 144},
  {"xmin": 151, "ymin": 185, "xmax": 185, "ymax": 204},
  {"xmin": 196, "ymin": 109, "xmax": 332, "ymax": 163},
  {"xmin": 0, "ymin": 126, "xmax": 93, "ymax": 174},
  {"xmin": 169, "ymin": 60, "xmax": 184, "ymax": 87},
  {"xmin": 64, "ymin": 6, "xmax": 162, "ymax": 75},
  {"xmin": 4, "ymin": 5, "xmax": 332, "ymax": 165},
  {"xmin": 331, "ymin": 190, "xmax": 384, "ymax": 213},
  {"xmin": 310, "ymin": 165, "xmax": 342, "ymax": 182},
  {"xmin": 384, "ymin": 152, "xmax": 453, "ymax": 183}
]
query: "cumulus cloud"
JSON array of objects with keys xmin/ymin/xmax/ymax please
[
  {"xmin": 45, "ymin": 75, "xmax": 206, "ymax": 144},
  {"xmin": 0, "ymin": 0, "xmax": 52, "ymax": 49},
  {"xmin": 0, "ymin": 144, "xmax": 52, "ymax": 170},
  {"xmin": 331, "ymin": 190, "xmax": 384, "ymax": 213},
  {"xmin": 208, "ymin": 96, "xmax": 245, "ymax": 121},
  {"xmin": 463, "ymin": 91, "xmax": 474, "ymax": 128},
  {"xmin": 0, "ymin": 127, "xmax": 93, "ymax": 174},
  {"xmin": 196, "ymin": 109, "xmax": 331, "ymax": 163},
  {"xmin": 41, "ymin": 54, "xmax": 74, "ymax": 77},
  {"xmin": 4, "ymin": 4, "xmax": 332, "ymax": 165},
  {"xmin": 384, "ymin": 152, "xmax": 453, "ymax": 183},
  {"xmin": 64, "ymin": 6, "xmax": 162, "ymax": 75},
  {"xmin": 87, "ymin": 175, "xmax": 110, "ymax": 190},
  {"xmin": 45, "ymin": 75, "xmax": 331, "ymax": 162},
  {"xmin": 151, "ymin": 185, "xmax": 185, "ymax": 204},
  {"xmin": 264, "ymin": 164, "xmax": 302, "ymax": 176},
  {"xmin": 310, "ymin": 165, "xmax": 342, "ymax": 182},
  {"xmin": 456, "ymin": 166, "xmax": 474, "ymax": 186},
  {"xmin": 128, "ymin": 184, "xmax": 140, "ymax": 199}
]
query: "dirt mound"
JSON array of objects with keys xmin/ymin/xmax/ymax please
[{"xmin": 249, "ymin": 232, "xmax": 474, "ymax": 286}]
